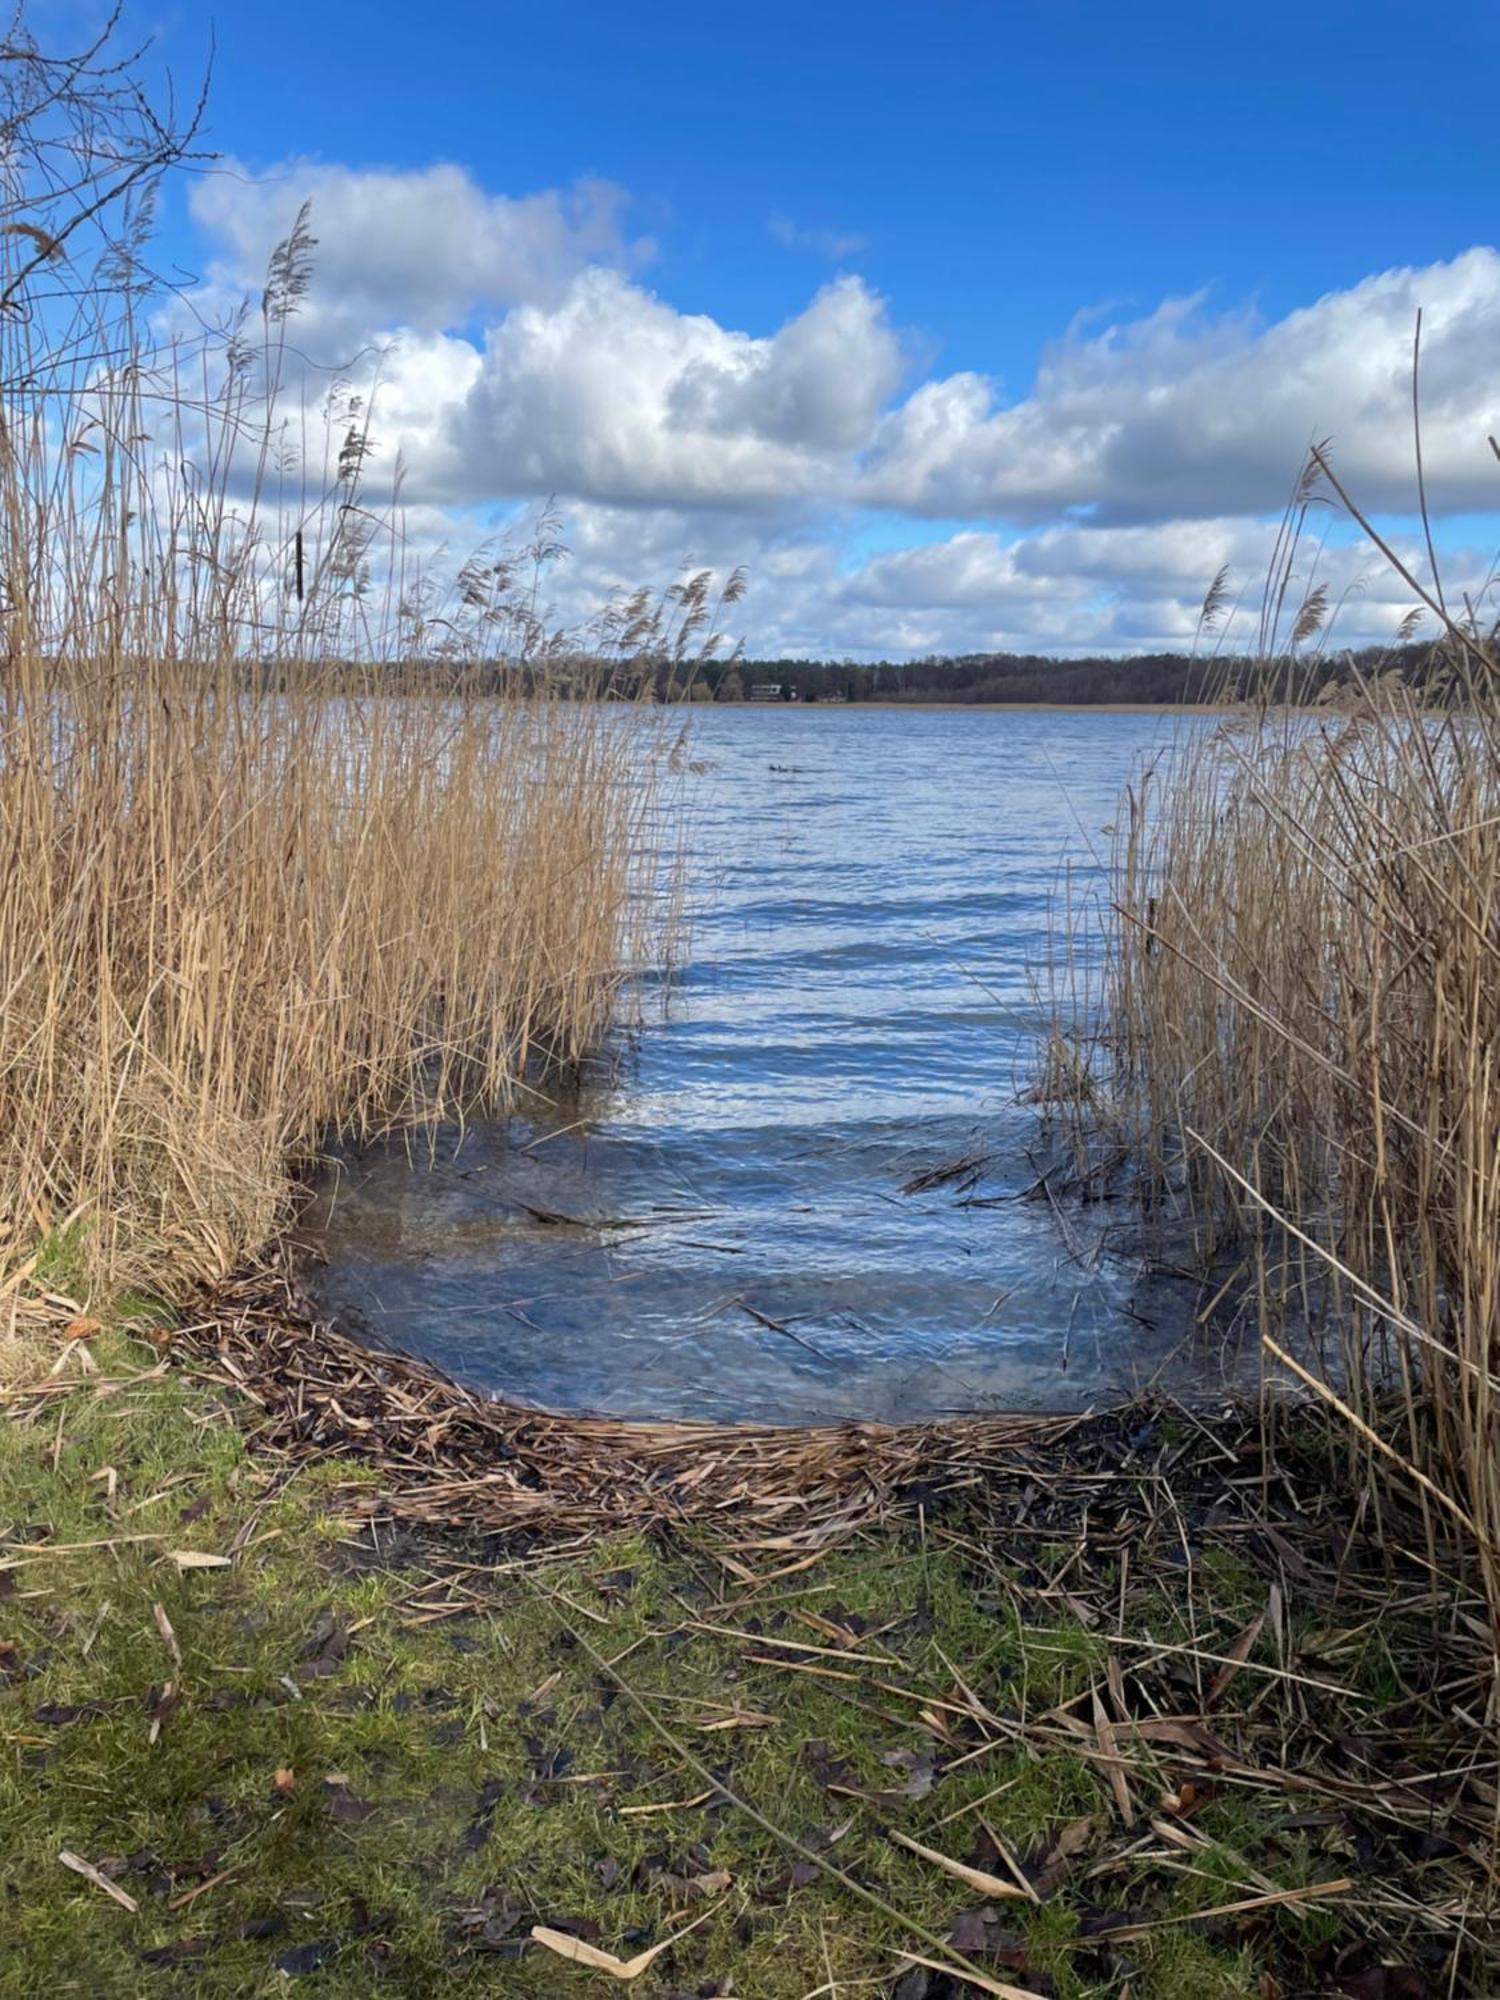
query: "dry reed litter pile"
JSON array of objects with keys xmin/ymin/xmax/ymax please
[{"xmin": 181, "ymin": 1265, "xmax": 1085, "ymax": 1548}]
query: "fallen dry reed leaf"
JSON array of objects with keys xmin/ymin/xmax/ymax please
[
  {"xmin": 57, "ymin": 1850, "xmax": 138, "ymax": 1915},
  {"xmin": 888, "ymin": 1827, "xmax": 1029, "ymax": 1899},
  {"xmin": 530, "ymin": 1910, "xmax": 713, "ymax": 1981},
  {"xmin": 886, "ymin": 1953, "xmax": 1046, "ymax": 2000}
]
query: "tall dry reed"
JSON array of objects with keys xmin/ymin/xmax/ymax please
[
  {"xmin": 1061, "ymin": 447, "xmax": 1500, "ymax": 1667},
  {"xmin": 0, "ymin": 19, "xmax": 717, "ymax": 1308},
  {"xmin": 2, "ymin": 675, "xmax": 666, "ymax": 1298}
]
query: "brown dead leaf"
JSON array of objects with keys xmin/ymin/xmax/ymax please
[
  {"xmin": 322, "ymin": 1776, "xmax": 376, "ymax": 1824},
  {"xmin": 166, "ymin": 1550, "xmax": 231, "ymax": 1571},
  {"xmin": 297, "ymin": 1608, "xmax": 352, "ymax": 1677},
  {"xmin": 1031, "ymin": 1813, "xmax": 1097, "ymax": 1898},
  {"xmin": 1207, "ymin": 1608, "xmax": 1268, "ymax": 1706},
  {"xmin": 1160, "ymin": 1778, "xmax": 1204, "ymax": 1816},
  {"xmin": 1129, "ymin": 1716, "xmax": 1234, "ymax": 1760},
  {"xmin": 273, "ymin": 1767, "xmax": 296, "ymax": 1795},
  {"xmin": 1329, "ymin": 1967, "xmax": 1428, "ymax": 1999}
]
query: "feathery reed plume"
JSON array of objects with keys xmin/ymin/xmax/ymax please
[
  {"xmin": 1288, "ymin": 579, "xmax": 1330, "ymax": 650},
  {"xmin": 1, "ymin": 220, "xmax": 62, "ymax": 261},
  {"xmin": 1194, "ymin": 562, "xmax": 1231, "ymax": 645}
]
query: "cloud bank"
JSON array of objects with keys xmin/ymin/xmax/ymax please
[{"xmin": 184, "ymin": 159, "xmax": 1500, "ymax": 658}]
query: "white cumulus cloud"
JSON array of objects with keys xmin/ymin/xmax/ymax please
[
  {"xmin": 450, "ymin": 269, "xmax": 904, "ymax": 507},
  {"xmin": 190, "ymin": 160, "xmax": 647, "ymax": 345},
  {"xmin": 864, "ymin": 250, "xmax": 1500, "ymax": 522}
]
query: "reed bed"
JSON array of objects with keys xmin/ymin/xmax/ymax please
[
  {"xmin": 1056, "ymin": 466, "xmax": 1500, "ymax": 1681},
  {"xmin": 0, "ymin": 19, "xmax": 712, "ymax": 1312},
  {"xmin": 1, "ymin": 670, "xmax": 666, "ymax": 1301}
]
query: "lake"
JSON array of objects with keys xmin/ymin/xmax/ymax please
[{"xmin": 296, "ymin": 703, "xmax": 1255, "ymax": 1423}]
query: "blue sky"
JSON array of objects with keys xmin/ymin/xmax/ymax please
[
  {"xmin": 69, "ymin": 0, "xmax": 1500, "ymax": 656},
  {"xmin": 173, "ymin": 1, "xmax": 1499, "ymax": 365}
]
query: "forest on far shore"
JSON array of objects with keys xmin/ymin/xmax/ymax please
[
  {"xmin": 294, "ymin": 641, "xmax": 1454, "ymax": 704},
  {"xmin": 682, "ymin": 640, "xmax": 1439, "ymax": 705}
]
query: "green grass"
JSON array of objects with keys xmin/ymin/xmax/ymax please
[
  {"xmin": 0, "ymin": 1338, "xmax": 1453, "ymax": 1996},
  {"xmin": 30, "ymin": 1220, "xmax": 88, "ymax": 1297}
]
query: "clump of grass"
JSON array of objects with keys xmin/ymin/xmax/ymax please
[{"xmin": 0, "ymin": 20, "xmax": 737, "ymax": 1310}]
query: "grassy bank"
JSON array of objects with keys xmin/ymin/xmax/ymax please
[{"xmin": 1, "ymin": 1321, "xmax": 1489, "ymax": 1998}]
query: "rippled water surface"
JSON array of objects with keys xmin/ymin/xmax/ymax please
[{"xmin": 298, "ymin": 705, "xmax": 1252, "ymax": 1422}]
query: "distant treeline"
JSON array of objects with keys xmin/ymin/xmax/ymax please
[
  {"xmin": 684, "ymin": 642, "xmax": 1441, "ymax": 706},
  {"xmin": 268, "ymin": 639, "xmax": 1451, "ymax": 705}
]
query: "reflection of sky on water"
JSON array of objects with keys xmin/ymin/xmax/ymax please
[{"xmin": 298, "ymin": 704, "xmax": 1262, "ymax": 1423}]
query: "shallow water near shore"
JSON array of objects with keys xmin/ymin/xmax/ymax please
[{"xmin": 297, "ymin": 704, "xmax": 1264, "ymax": 1423}]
